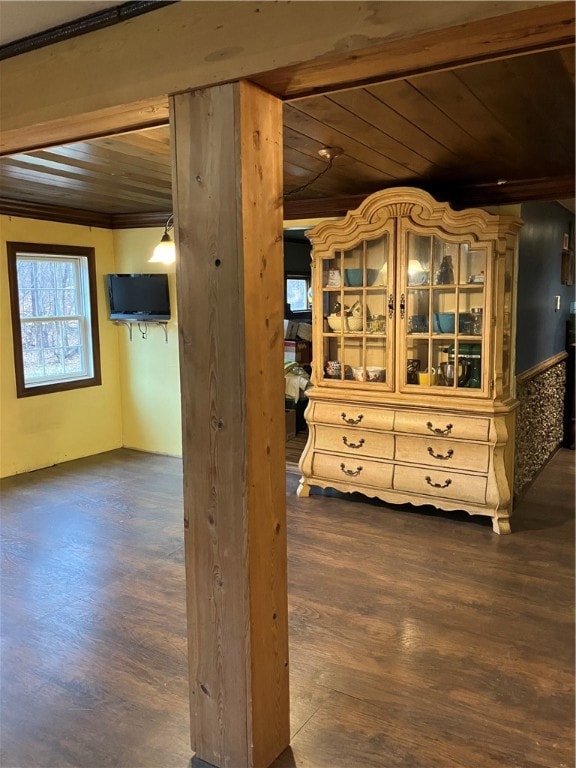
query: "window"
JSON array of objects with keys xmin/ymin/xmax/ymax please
[
  {"xmin": 7, "ymin": 242, "xmax": 101, "ymax": 397},
  {"xmin": 285, "ymin": 274, "xmax": 312, "ymax": 313}
]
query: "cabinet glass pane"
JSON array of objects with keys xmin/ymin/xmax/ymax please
[
  {"xmin": 365, "ymin": 290, "xmax": 388, "ymax": 335},
  {"xmin": 432, "ymin": 289, "xmax": 456, "ymax": 334},
  {"xmin": 460, "ymin": 246, "xmax": 487, "ymax": 286},
  {"xmin": 407, "ymin": 233, "xmax": 432, "ymax": 285},
  {"xmin": 433, "ymin": 239, "xmax": 457, "ymax": 286},
  {"xmin": 319, "ymin": 233, "xmax": 390, "ymax": 385},
  {"xmin": 404, "ymin": 338, "xmax": 430, "ymax": 386},
  {"xmin": 407, "ymin": 289, "xmax": 430, "ymax": 334},
  {"xmin": 458, "ymin": 289, "xmax": 484, "ymax": 336},
  {"xmin": 434, "ymin": 341, "xmax": 483, "ymax": 389}
]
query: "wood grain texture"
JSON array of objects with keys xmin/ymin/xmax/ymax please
[
  {"xmin": 254, "ymin": 2, "xmax": 575, "ymax": 98},
  {"xmin": 171, "ymin": 81, "xmax": 288, "ymax": 768},
  {"xmin": 0, "ymin": 447, "xmax": 573, "ymax": 768}
]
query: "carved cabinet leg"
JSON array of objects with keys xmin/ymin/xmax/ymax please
[
  {"xmin": 492, "ymin": 513, "xmax": 511, "ymax": 535},
  {"xmin": 297, "ymin": 478, "xmax": 311, "ymax": 497}
]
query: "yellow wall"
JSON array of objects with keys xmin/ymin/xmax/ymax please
[
  {"xmin": 0, "ymin": 216, "xmax": 123, "ymax": 477},
  {"xmin": 112, "ymin": 228, "xmax": 182, "ymax": 457}
]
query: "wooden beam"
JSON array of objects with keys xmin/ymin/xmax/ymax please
[
  {"xmin": 255, "ymin": 2, "xmax": 576, "ymax": 99},
  {"xmin": 0, "ymin": 97, "xmax": 169, "ymax": 156},
  {"xmin": 0, "ymin": 2, "xmax": 557, "ymax": 154},
  {"xmin": 171, "ymin": 81, "xmax": 289, "ymax": 768}
]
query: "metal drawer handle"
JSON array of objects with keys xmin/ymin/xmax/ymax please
[
  {"xmin": 426, "ymin": 421, "xmax": 453, "ymax": 436},
  {"xmin": 427, "ymin": 447, "xmax": 454, "ymax": 461},
  {"xmin": 341, "ymin": 412, "xmax": 364, "ymax": 426},
  {"xmin": 340, "ymin": 463, "xmax": 363, "ymax": 477},
  {"xmin": 425, "ymin": 476, "xmax": 452, "ymax": 489},
  {"xmin": 343, "ymin": 436, "xmax": 365, "ymax": 449}
]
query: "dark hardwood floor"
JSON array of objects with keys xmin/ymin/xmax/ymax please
[{"xmin": 1, "ymin": 447, "xmax": 573, "ymax": 768}]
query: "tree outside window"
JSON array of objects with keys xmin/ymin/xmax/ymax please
[{"xmin": 7, "ymin": 243, "xmax": 101, "ymax": 397}]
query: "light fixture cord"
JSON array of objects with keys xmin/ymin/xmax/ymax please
[{"xmin": 284, "ymin": 156, "xmax": 337, "ymax": 198}]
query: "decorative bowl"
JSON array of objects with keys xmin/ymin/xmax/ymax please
[
  {"xmin": 327, "ymin": 315, "xmax": 363, "ymax": 332},
  {"xmin": 343, "ymin": 268, "xmax": 379, "ymax": 287},
  {"xmin": 433, "ymin": 312, "xmax": 455, "ymax": 333}
]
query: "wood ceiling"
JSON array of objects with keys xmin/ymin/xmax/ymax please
[{"xmin": 0, "ymin": 45, "xmax": 573, "ymax": 227}]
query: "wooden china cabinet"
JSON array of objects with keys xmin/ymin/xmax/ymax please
[{"xmin": 298, "ymin": 188, "xmax": 523, "ymax": 534}]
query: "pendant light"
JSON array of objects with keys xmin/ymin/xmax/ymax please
[{"xmin": 149, "ymin": 214, "xmax": 176, "ymax": 264}]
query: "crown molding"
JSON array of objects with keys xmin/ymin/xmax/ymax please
[{"xmin": 0, "ymin": 198, "xmax": 170, "ymax": 229}]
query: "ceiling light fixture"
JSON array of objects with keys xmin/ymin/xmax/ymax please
[
  {"xmin": 285, "ymin": 146, "xmax": 344, "ymax": 197},
  {"xmin": 149, "ymin": 214, "xmax": 176, "ymax": 264}
]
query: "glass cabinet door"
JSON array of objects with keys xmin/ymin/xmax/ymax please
[
  {"xmin": 401, "ymin": 231, "xmax": 489, "ymax": 394},
  {"xmin": 320, "ymin": 231, "xmax": 392, "ymax": 386}
]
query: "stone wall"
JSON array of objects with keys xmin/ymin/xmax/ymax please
[{"xmin": 514, "ymin": 357, "xmax": 566, "ymax": 499}]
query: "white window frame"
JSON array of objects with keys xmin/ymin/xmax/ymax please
[{"xmin": 7, "ymin": 242, "xmax": 101, "ymax": 398}]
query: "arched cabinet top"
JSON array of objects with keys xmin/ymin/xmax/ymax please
[{"xmin": 306, "ymin": 187, "xmax": 522, "ymax": 255}]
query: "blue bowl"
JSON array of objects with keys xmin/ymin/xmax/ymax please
[
  {"xmin": 433, "ymin": 312, "xmax": 455, "ymax": 333},
  {"xmin": 344, "ymin": 268, "xmax": 379, "ymax": 287}
]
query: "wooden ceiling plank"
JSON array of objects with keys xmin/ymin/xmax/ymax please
[
  {"xmin": 557, "ymin": 46, "xmax": 575, "ymax": 82},
  {"xmin": 284, "ymin": 104, "xmax": 410, "ymax": 180},
  {"xmin": 1, "ymin": 157, "xmax": 172, "ymax": 204},
  {"xmin": 454, "ymin": 57, "xmax": 573, "ymax": 170},
  {"xmin": 329, "ymin": 88, "xmax": 463, "ymax": 167},
  {"xmin": 5, "ymin": 151, "xmax": 173, "ymax": 192},
  {"xmin": 406, "ymin": 69, "xmax": 522, "ymax": 179},
  {"xmin": 503, "ymin": 51, "xmax": 575, "ymax": 156},
  {"xmin": 0, "ymin": 166, "xmax": 172, "ymax": 209},
  {"xmin": 283, "ymin": 149, "xmax": 396, "ymax": 198},
  {"xmin": 255, "ymin": 2, "xmax": 575, "ymax": 99},
  {"xmin": 293, "ymin": 95, "xmax": 445, "ymax": 176},
  {"xmin": 0, "ymin": 183, "xmax": 164, "ymax": 215},
  {"xmin": 103, "ymin": 126, "xmax": 171, "ymax": 149},
  {"xmin": 40, "ymin": 142, "xmax": 173, "ymax": 179},
  {"xmin": 365, "ymin": 78, "xmax": 490, "ymax": 166}
]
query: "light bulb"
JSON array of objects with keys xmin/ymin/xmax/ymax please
[{"xmin": 149, "ymin": 233, "xmax": 176, "ymax": 264}]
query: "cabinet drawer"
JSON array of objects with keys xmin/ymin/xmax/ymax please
[
  {"xmin": 313, "ymin": 402, "xmax": 394, "ymax": 431},
  {"xmin": 311, "ymin": 453, "xmax": 393, "ymax": 489},
  {"xmin": 315, "ymin": 425, "xmax": 394, "ymax": 459},
  {"xmin": 395, "ymin": 435, "xmax": 490, "ymax": 472},
  {"xmin": 394, "ymin": 411, "xmax": 490, "ymax": 442},
  {"xmin": 393, "ymin": 465, "xmax": 487, "ymax": 504}
]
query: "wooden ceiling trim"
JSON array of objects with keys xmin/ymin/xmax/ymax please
[
  {"xmin": 0, "ymin": 197, "xmax": 170, "ymax": 229},
  {"xmin": 283, "ymin": 174, "xmax": 576, "ymax": 220},
  {"xmin": 112, "ymin": 211, "xmax": 171, "ymax": 228},
  {"xmin": 0, "ymin": 97, "xmax": 169, "ymax": 157},
  {"xmin": 0, "ymin": 197, "xmax": 113, "ymax": 228},
  {"xmin": 254, "ymin": 2, "xmax": 575, "ymax": 99}
]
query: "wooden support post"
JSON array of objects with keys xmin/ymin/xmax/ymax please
[{"xmin": 171, "ymin": 81, "xmax": 289, "ymax": 768}]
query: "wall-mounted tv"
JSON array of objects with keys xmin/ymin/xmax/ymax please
[{"xmin": 106, "ymin": 273, "xmax": 171, "ymax": 321}]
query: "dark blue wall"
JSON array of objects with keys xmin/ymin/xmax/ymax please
[{"xmin": 516, "ymin": 201, "xmax": 574, "ymax": 374}]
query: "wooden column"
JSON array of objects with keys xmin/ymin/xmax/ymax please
[{"xmin": 170, "ymin": 82, "xmax": 289, "ymax": 768}]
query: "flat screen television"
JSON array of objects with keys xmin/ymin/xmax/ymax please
[{"xmin": 107, "ymin": 273, "xmax": 171, "ymax": 321}]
